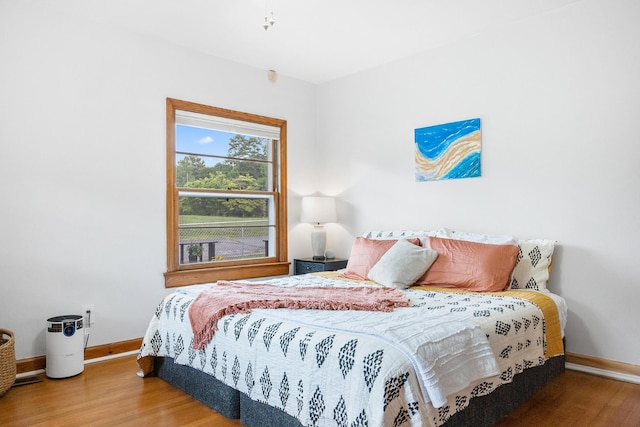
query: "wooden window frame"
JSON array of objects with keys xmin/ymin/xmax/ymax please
[{"xmin": 165, "ymin": 98, "xmax": 289, "ymax": 287}]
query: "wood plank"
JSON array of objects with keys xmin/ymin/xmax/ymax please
[
  {"xmin": 3, "ymin": 355, "xmax": 640, "ymax": 426},
  {"xmin": 593, "ymin": 381, "xmax": 640, "ymax": 427},
  {"xmin": 2, "ymin": 354, "xmax": 242, "ymax": 427},
  {"xmin": 491, "ymin": 369, "xmax": 640, "ymax": 427}
]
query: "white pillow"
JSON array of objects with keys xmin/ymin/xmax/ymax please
[
  {"xmin": 437, "ymin": 227, "xmax": 517, "ymax": 245},
  {"xmin": 368, "ymin": 239, "xmax": 439, "ymax": 290},
  {"xmin": 362, "ymin": 229, "xmax": 448, "ymax": 246},
  {"xmin": 510, "ymin": 239, "xmax": 556, "ymax": 291}
]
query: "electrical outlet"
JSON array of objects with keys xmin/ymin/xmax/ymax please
[{"xmin": 82, "ymin": 304, "xmax": 95, "ymax": 326}]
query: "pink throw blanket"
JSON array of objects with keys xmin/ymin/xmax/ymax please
[{"xmin": 189, "ymin": 281, "xmax": 409, "ymax": 350}]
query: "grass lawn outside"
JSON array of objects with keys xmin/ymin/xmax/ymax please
[{"xmin": 178, "ymin": 215, "xmax": 271, "ymax": 262}]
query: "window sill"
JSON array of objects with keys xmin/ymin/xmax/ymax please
[{"xmin": 164, "ymin": 261, "xmax": 291, "ymax": 288}]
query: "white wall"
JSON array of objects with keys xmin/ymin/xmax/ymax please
[
  {"xmin": 316, "ymin": 0, "xmax": 640, "ymax": 365},
  {"xmin": 1, "ymin": 0, "xmax": 638, "ymax": 368},
  {"xmin": 0, "ymin": 2, "xmax": 316, "ymax": 359}
]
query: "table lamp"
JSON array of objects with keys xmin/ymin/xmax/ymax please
[{"xmin": 300, "ymin": 196, "xmax": 337, "ymax": 260}]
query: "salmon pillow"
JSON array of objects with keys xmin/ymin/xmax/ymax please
[
  {"xmin": 342, "ymin": 237, "xmax": 422, "ymax": 280},
  {"xmin": 416, "ymin": 236, "xmax": 519, "ymax": 292}
]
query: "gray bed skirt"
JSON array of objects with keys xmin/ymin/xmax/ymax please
[{"xmin": 153, "ymin": 355, "xmax": 565, "ymax": 426}]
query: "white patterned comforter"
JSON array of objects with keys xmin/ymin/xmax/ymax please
[{"xmin": 138, "ymin": 274, "xmax": 564, "ymax": 427}]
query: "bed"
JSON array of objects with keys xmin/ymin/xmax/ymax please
[{"xmin": 137, "ymin": 229, "xmax": 566, "ymax": 427}]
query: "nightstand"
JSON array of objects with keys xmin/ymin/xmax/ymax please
[{"xmin": 293, "ymin": 258, "xmax": 348, "ymax": 275}]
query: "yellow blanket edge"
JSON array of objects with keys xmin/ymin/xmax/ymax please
[{"xmin": 411, "ymin": 285, "xmax": 564, "ymax": 359}]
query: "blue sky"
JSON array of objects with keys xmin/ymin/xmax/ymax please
[{"xmin": 176, "ymin": 124, "xmax": 235, "ymax": 166}]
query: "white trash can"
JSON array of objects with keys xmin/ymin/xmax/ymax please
[{"xmin": 46, "ymin": 315, "xmax": 84, "ymax": 378}]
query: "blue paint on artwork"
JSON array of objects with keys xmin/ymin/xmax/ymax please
[
  {"xmin": 443, "ymin": 152, "xmax": 481, "ymax": 179},
  {"xmin": 415, "ymin": 119, "xmax": 480, "ymax": 160},
  {"xmin": 414, "ymin": 118, "xmax": 482, "ymax": 181}
]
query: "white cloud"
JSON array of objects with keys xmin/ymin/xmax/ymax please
[{"xmin": 197, "ymin": 136, "xmax": 214, "ymax": 144}]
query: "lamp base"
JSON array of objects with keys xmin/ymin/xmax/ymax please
[
  {"xmin": 312, "ymin": 255, "xmax": 326, "ymax": 261},
  {"xmin": 310, "ymin": 226, "xmax": 327, "ymax": 260}
]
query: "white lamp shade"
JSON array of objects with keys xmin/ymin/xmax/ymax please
[{"xmin": 300, "ymin": 196, "xmax": 337, "ymax": 224}]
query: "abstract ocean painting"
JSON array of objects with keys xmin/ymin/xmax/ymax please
[{"xmin": 414, "ymin": 118, "xmax": 481, "ymax": 181}]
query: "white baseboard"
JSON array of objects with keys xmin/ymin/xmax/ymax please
[
  {"xmin": 16, "ymin": 350, "xmax": 138, "ymax": 379},
  {"xmin": 566, "ymin": 362, "xmax": 640, "ymax": 385},
  {"xmin": 85, "ymin": 349, "xmax": 139, "ymax": 364},
  {"xmin": 16, "ymin": 369, "xmax": 45, "ymax": 379}
]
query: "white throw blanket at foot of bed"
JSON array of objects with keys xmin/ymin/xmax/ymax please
[{"xmin": 256, "ymin": 307, "xmax": 499, "ymax": 409}]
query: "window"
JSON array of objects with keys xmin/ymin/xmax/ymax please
[{"xmin": 165, "ymin": 98, "xmax": 289, "ymax": 287}]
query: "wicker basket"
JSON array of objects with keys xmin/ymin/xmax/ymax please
[{"xmin": 0, "ymin": 329, "xmax": 16, "ymax": 397}]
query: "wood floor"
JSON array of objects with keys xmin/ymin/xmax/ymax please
[{"xmin": 1, "ymin": 354, "xmax": 639, "ymax": 426}]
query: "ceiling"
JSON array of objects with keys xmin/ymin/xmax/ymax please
[{"xmin": 49, "ymin": 0, "xmax": 579, "ymax": 84}]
